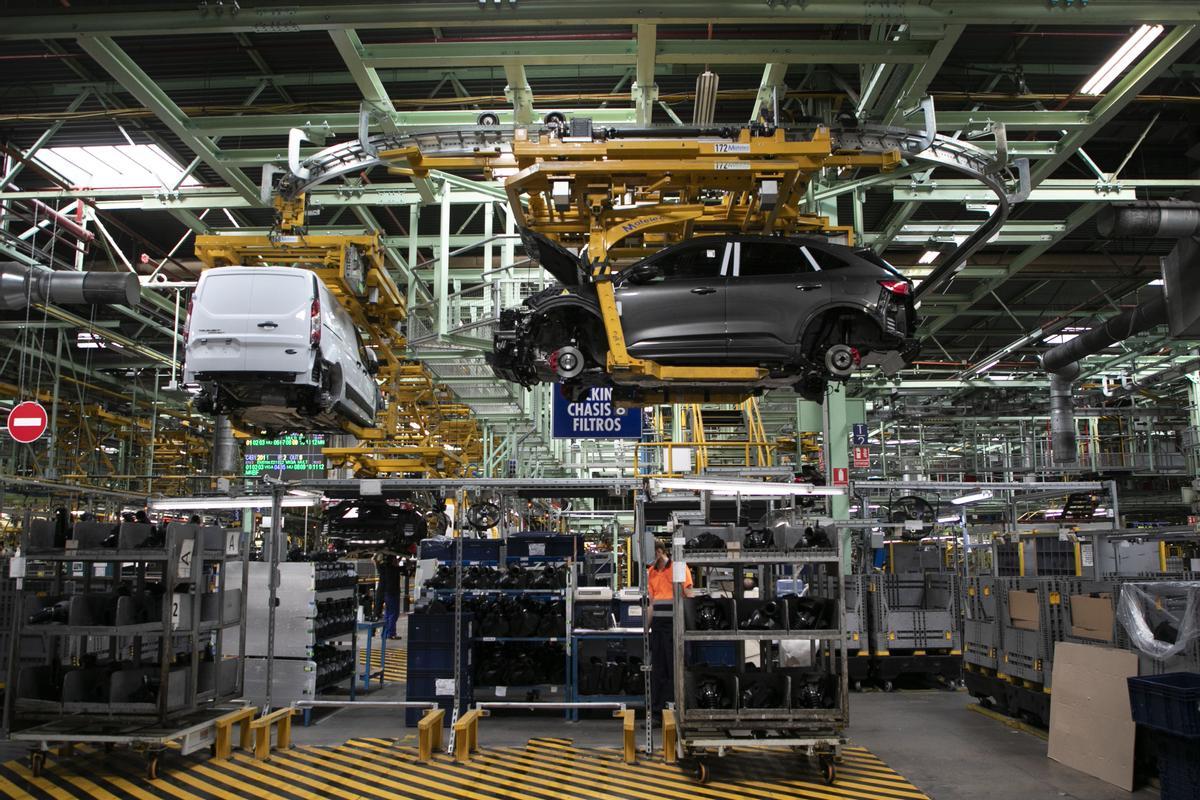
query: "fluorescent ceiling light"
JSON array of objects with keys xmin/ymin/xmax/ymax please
[
  {"xmin": 651, "ymin": 477, "xmax": 846, "ymax": 497},
  {"xmin": 975, "ymin": 358, "xmax": 1000, "ymax": 374},
  {"xmin": 36, "ymin": 144, "xmax": 201, "ymax": 189},
  {"xmin": 1080, "ymin": 25, "xmax": 1165, "ymax": 96},
  {"xmin": 1148, "ymin": 278, "xmax": 1164, "ymax": 286},
  {"xmin": 917, "ymin": 250, "xmax": 940, "ymax": 265},
  {"xmin": 149, "ymin": 495, "xmax": 323, "ymax": 510},
  {"xmin": 1044, "ymin": 333, "xmax": 1078, "ymax": 345},
  {"xmin": 936, "ymin": 514, "xmax": 960, "ymax": 524},
  {"xmin": 950, "ymin": 489, "xmax": 993, "ymax": 506},
  {"xmin": 989, "ymin": 374, "xmax": 1016, "ymax": 382}
]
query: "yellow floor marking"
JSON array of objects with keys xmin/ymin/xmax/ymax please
[
  {"xmin": 516, "ymin": 739, "xmax": 927, "ymax": 800},
  {"xmin": 201, "ymin": 757, "xmax": 320, "ymax": 799},
  {"xmin": 0, "ymin": 773, "xmax": 36, "ymax": 800},
  {"xmin": 290, "ymin": 746, "xmax": 492, "ymax": 800},
  {"xmin": 170, "ymin": 765, "xmax": 256, "ymax": 800},
  {"xmin": 486, "ymin": 743, "xmax": 855, "ymax": 800},
  {"xmin": 5, "ymin": 761, "xmax": 81, "ymax": 800},
  {"xmin": 237, "ymin": 753, "xmax": 362, "ymax": 800}
]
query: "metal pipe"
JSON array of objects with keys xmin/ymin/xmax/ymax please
[
  {"xmin": 0, "ymin": 261, "xmax": 139, "ymax": 310},
  {"xmin": 211, "ymin": 414, "xmax": 239, "ymax": 475},
  {"xmin": 29, "ymin": 199, "xmax": 94, "ymax": 242},
  {"xmin": 1041, "ymin": 289, "xmax": 1168, "ymax": 464},
  {"xmin": 1096, "ymin": 201, "xmax": 1200, "ymax": 239}
]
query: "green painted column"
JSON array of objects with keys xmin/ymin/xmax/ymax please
[{"xmin": 822, "ymin": 384, "xmax": 852, "ymax": 573}]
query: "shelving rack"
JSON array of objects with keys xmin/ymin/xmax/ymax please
[
  {"xmin": 4, "ymin": 519, "xmax": 247, "ymax": 778},
  {"xmin": 670, "ymin": 523, "xmax": 849, "ymax": 784},
  {"xmin": 232, "ymin": 561, "xmax": 358, "ymax": 717}
]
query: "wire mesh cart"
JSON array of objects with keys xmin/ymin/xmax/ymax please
[
  {"xmin": 670, "ymin": 522, "xmax": 849, "ymax": 784},
  {"xmin": 4, "ymin": 519, "xmax": 248, "ymax": 779}
]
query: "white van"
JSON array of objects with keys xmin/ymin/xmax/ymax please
[{"xmin": 183, "ymin": 266, "xmax": 379, "ymax": 430}]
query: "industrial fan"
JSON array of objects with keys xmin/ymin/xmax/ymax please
[{"xmin": 887, "ymin": 495, "xmax": 937, "ymax": 540}]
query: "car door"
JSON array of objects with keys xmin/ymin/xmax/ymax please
[
  {"xmin": 614, "ymin": 239, "xmax": 730, "ymax": 364},
  {"xmin": 325, "ymin": 294, "xmax": 375, "ymax": 422},
  {"xmin": 725, "ymin": 238, "xmax": 829, "ymax": 363},
  {"xmin": 184, "ymin": 269, "xmax": 255, "ymax": 377},
  {"xmin": 243, "ymin": 269, "xmax": 315, "ymax": 377}
]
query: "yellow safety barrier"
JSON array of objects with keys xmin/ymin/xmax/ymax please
[
  {"xmin": 662, "ymin": 709, "xmax": 677, "ymax": 764},
  {"xmin": 417, "ymin": 708, "xmax": 445, "ymax": 762},
  {"xmin": 214, "ymin": 707, "xmax": 257, "ymax": 760},
  {"xmin": 452, "ymin": 710, "xmax": 482, "ymax": 763},
  {"xmin": 248, "ymin": 708, "xmax": 297, "ymax": 762},
  {"xmin": 615, "ymin": 709, "xmax": 636, "ymax": 764}
]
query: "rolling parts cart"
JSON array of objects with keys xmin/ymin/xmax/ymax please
[{"xmin": 670, "ymin": 522, "xmax": 849, "ymax": 785}]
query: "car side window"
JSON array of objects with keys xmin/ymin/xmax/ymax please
[
  {"xmin": 738, "ymin": 241, "xmax": 811, "ymax": 276},
  {"xmin": 648, "ymin": 241, "xmax": 726, "ymax": 280},
  {"xmin": 802, "ymin": 244, "xmax": 851, "ymax": 270}
]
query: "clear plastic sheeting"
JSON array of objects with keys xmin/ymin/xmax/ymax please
[{"xmin": 1117, "ymin": 582, "xmax": 1200, "ymax": 660}]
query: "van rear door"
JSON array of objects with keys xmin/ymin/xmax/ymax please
[
  {"xmin": 187, "ymin": 269, "xmax": 255, "ymax": 373},
  {"xmin": 242, "ymin": 269, "xmax": 316, "ymax": 376}
]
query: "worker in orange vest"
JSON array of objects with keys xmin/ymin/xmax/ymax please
[{"xmin": 648, "ymin": 540, "xmax": 693, "ymax": 712}]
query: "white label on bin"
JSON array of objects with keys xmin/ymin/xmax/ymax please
[
  {"xmin": 1080, "ymin": 543, "xmax": 1094, "ymax": 567},
  {"xmin": 672, "ymin": 562, "xmax": 687, "ymax": 582},
  {"xmin": 495, "ymin": 686, "xmax": 507, "ymax": 697},
  {"xmin": 225, "ymin": 530, "xmax": 240, "ymax": 556},
  {"xmin": 529, "ymin": 543, "xmax": 546, "ymax": 557},
  {"xmin": 627, "ymin": 605, "xmax": 641, "ymax": 617},
  {"xmin": 177, "ymin": 539, "xmax": 194, "ymax": 580},
  {"xmin": 8, "ymin": 556, "xmax": 24, "ymax": 579},
  {"xmin": 435, "ymin": 678, "xmax": 454, "ymax": 696},
  {"xmin": 170, "ymin": 592, "xmax": 186, "ymax": 630}
]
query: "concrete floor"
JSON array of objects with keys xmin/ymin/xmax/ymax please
[{"xmin": 290, "ymin": 683, "xmax": 1155, "ymax": 800}]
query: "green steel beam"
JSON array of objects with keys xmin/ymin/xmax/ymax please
[
  {"xmin": 0, "ymin": 90, "xmax": 91, "ymax": 191},
  {"xmin": 329, "ymin": 29, "xmax": 395, "ymax": 112},
  {"xmin": 921, "ymin": 203, "xmax": 1103, "ymax": 335},
  {"xmin": 1030, "ymin": 24, "xmax": 1200, "ymax": 184},
  {"xmin": 34, "ymin": 64, "xmax": 728, "ymax": 98},
  {"xmin": 0, "ymin": 184, "xmax": 502, "ymax": 210},
  {"xmin": 883, "ymin": 24, "xmax": 965, "ymax": 125},
  {"xmin": 929, "ymin": 110, "xmax": 1092, "ymax": 130},
  {"xmin": 892, "ymin": 185, "xmax": 1138, "ymax": 202},
  {"xmin": 6, "ymin": 2, "xmax": 1200, "ymax": 39},
  {"xmin": 188, "ymin": 107, "xmax": 638, "ymax": 136},
  {"xmin": 75, "ymin": 36, "xmax": 259, "ymax": 204},
  {"xmin": 632, "ymin": 24, "xmax": 658, "ymax": 127},
  {"xmin": 749, "ymin": 63, "xmax": 787, "ymax": 124},
  {"xmin": 503, "ymin": 64, "xmax": 535, "ymax": 125}
]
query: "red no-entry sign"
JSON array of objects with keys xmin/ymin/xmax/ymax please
[{"xmin": 6, "ymin": 401, "xmax": 48, "ymax": 444}]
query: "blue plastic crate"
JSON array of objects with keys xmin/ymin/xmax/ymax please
[
  {"xmin": 1155, "ymin": 734, "xmax": 1200, "ymax": 800},
  {"xmin": 1128, "ymin": 672, "xmax": 1200, "ymax": 738},
  {"xmin": 688, "ymin": 641, "xmax": 737, "ymax": 667},
  {"xmin": 407, "ymin": 613, "xmax": 473, "ymax": 644},
  {"xmin": 506, "ymin": 533, "xmax": 582, "ymax": 560},
  {"xmin": 419, "ymin": 538, "xmax": 501, "ymax": 562},
  {"xmin": 406, "ymin": 671, "xmax": 471, "ymax": 701}
]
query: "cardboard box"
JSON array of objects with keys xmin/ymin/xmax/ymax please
[
  {"xmin": 1047, "ymin": 642, "xmax": 1138, "ymax": 790},
  {"xmin": 1008, "ymin": 589, "xmax": 1039, "ymax": 631},
  {"xmin": 1069, "ymin": 594, "xmax": 1114, "ymax": 642}
]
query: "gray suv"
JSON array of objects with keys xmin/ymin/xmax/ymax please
[{"xmin": 490, "ymin": 231, "xmax": 919, "ymax": 402}]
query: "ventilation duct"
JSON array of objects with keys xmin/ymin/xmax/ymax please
[
  {"xmin": 1096, "ymin": 201, "xmax": 1200, "ymax": 238},
  {"xmin": 693, "ymin": 70, "xmax": 719, "ymax": 126},
  {"xmin": 1040, "ymin": 289, "xmax": 1168, "ymax": 464},
  {"xmin": 0, "ymin": 262, "xmax": 139, "ymax": 311}
]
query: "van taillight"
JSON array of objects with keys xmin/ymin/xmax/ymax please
[
  {"xmin": 879, "ymin": 279, "xmax": 911, "ymax": 296},
  {"xmin": 310, "ymin": 296, "xmax": 321, "ymax": 347},
  {"xmin": 183, "ymin": 297, "xmax": 193, "ymax": 341}
]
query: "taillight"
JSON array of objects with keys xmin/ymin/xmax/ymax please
[
  {"xmin": 879, "ymin": 279, "xmax": 911, "ymax": 296},
  {"xmin": 309, "ymin": 295, "xmax": 321, "ymax": 347},
  {"xmin": 183, "ymin": 297, "xmax": 193, "ymax": 341}
]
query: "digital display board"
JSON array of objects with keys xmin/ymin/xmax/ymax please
[{"xmin": 243, "ymin": 433, "xmax": 327, "ymax": 480}]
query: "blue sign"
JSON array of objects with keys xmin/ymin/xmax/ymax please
[
  {"xmin": 852, "ymin": 423, "xmax": 869, "ymax": 446},
  {"xmin": 552, "ymin": 386, "xmax": 642, "ymax": 439}
]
